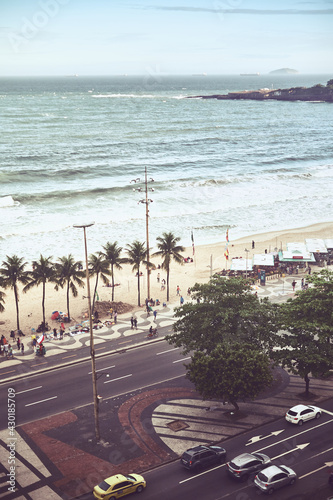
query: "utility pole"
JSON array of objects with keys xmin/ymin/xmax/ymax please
[{"xmin": 131, "ymin": 167, "xmax": 154, "ymax": 300}]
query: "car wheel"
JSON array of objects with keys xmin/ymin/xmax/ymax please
[
  {"xmin": 290, "ymin": 478, "xmax": 296, "ymax": 485},
  {"xmin": 136, "ymin": 485, "xmax": 144, "ymax": 493},
  {"xmin": 315, "ymin": 412, "xmax": 321, "ymax": 419},
  {"xmin": 268, "ymin": 488, "xmax": 274, "ymax": 495},
  {"xmin": 298, "ymin": 419, "xmax": 303, "ymax": 426}
]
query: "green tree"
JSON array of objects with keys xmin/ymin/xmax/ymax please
[
  {"xmin": 23, "ymin": 255, "xmax": 57, "ymax": 327},
  {"xmin": 186, "ymin": 343, "xmax": 273, "ymax": 411},
  {"xmin": 327, "ymin": 79, "xmax": 333, "ymax": 87},
  {"xmin": 89, "ymin": 253, "xmax": 112, "ymax": 313},
  {"xmin": 167, "ymin": 275, "xmax": 279, "ymax": 354},
  {"xmin": 273, "ymin": 270, "xmax": 333, "ymax": 395},
  {"xmin": 153, "ymin": 232, "xmax": 185, "ymax": 301},
  {"xmin": 125, "ymin": 241, "xmax": 152, "ymax": 306},
  {"xmin": 100, "ymin": 241, "xmax": 127, "ymax": 301},
  {"xmin": 54, "ymin": 254, "xmax": 85, "ymax": 320},
  {"xmin": 0, "ymin": 255, "xmax": 30, "ymax": 331}
]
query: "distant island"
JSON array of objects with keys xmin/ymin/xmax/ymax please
[
  {"xmin": 269, "ymin": 68, "xmax": 299, "ymax": 75},
  {"xmin": 187, "ymin": 80, "xmax": 333, "ymax": 103}
]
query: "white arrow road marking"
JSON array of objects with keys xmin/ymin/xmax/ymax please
[
  {"xmin": 255, "ymin": 417, "xmax": 333, "ymax": 454},
  {"xmin": 300, "ymin": 461, "xmax": 333, "ymax": 479},
  {"xmin": 271, "ymin": 443, "xmax": 309, "ymax": 461},
  {"xmin": 246, "ymin": 429, "xmax": 285, "ymax": 445}
]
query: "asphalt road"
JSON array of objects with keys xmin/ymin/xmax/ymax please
[
  {"xmin": 76, "ymin": 399, "xmax": 333, "ymax": 500},
  {"xmin": 0, "ymin": 340, "xmax": 188, "ymax": 429}
]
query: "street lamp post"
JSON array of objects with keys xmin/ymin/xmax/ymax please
[
  {"xmin": 131, "ymin": 167, "xmax": 154, "ymax": 300},
  {"xmin": 73, "ymin": 222, "xmax": 100, "ymax": 442}
]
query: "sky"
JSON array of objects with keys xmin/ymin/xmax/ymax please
[{"xmin": 0, "ymin": 0, "xmax": 332, "ymax": 76}]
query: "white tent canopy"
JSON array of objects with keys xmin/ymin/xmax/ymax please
[
  {"xmin": 230, "ymin": 258, "xmax": 253, "ymax": 271},
  {"xmin": 252, "ymin": 254, "xmax": 274, "ymax": 267},
  {"xmin": 305, "ymin": 238, "xmax": 328, "ymax": 254}
]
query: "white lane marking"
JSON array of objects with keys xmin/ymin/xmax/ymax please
[
  {"xmin": 104, "ymin": 374, "xmax": 132, "ymax": 384},
  {"xmin": 173, "ymin": 357, "xmax": 191, "ymax": 364},
  {"xmin": 16, "ymin": 386, "xmax": 42, "ymax": 395},
  {"xmin": 271, "ymin": 442, "xmax": 309, "ymax": 461},
  {"xmin": 89, "ymin": 365, "xmax": 115, "ymax": 374},
  {"xmin": 25, "ymin": 396, "xmax": 57, "ymax": 407},
  {"xmin": 179, "ymin": 463, "xmax": 227, "ymax": 484},
  {"xmin": 246, "ymin": 429, "xmax": 285, "ymax": 445},
  {"xmin": 255, "ymin": 417, "xmax": 333, "ymax": 454},
  {"xmin": 156, "ymin": 348, "xmax": 179, "ymax": 355}
]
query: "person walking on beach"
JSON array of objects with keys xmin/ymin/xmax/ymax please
[
  {"xmin": 176, "ymin": 285, "xmax": 180, "ymax": 296},
  {"xmin": 157, "ymin": 273, "xmax": 160, "ymax": 283},
  {"xmin": 252, "ymin": 240, "xmax": 255, "ymax": 249},
  {"xmin": 180, "ymin": 295, "xmax": 184, "ymax": 305}
]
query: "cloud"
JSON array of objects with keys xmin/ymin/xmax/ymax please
[{"xmin": 144, "ymin": 5, "xmax": 333, "ymax": 15}]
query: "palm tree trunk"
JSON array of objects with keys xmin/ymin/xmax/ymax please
[
  {"xmin": 14, "ymin": 284, "xmax": 20, "ymax": 331},
  {"xmin": 137, "ymin": 266, "xmax": 141, "ymax": 306},
  {"xmin": 111, "ymin": 264, "xmax": 115, "ymax": 302},
  {"xmin": 166, "ymin": 267, "xmax": 170, "ymax": 301},
  {"xmin": 66, "ymin": 280, "xmax": 70, "ymax": 320},
  {"xmin": 92, "ymin": 273, "xmax": 99, "ymax": 313},
  {"xmin": 42, "ymin": 281, "xmax": 46, "ymax": 326}
]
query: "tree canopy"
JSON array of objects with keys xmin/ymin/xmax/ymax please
[
  {"xmin": 273, "ymin": 270, "xmax": 333, "ymax": 394},
  {"xmin": 167, "ymin": 275, "xmax": 279, "ymax": 354},
  {"xmin": 186, "ymin": 343, "xmax": 273, "ymax": 411}
]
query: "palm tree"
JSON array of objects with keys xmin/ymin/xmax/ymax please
[
  {"xmin": 125, "ymin": 241, "xmax": 152, "ymax": 306},
  {"xmin": 153, "ymin": 232, "xmax": 185, "ymax": 301},
  {"xmin": 0, "ymin": 283, "xmax": 6, "ymax": 314},
  {"xmin": 100, "ymin": 241, "xmax": 127, "ymax": 301},
  {"xmin": 89, "ymin": 253, "xmax": 112, "ymax": 313},
  {"xmin": 0, "ymin": 255, "xmax": 30, "ymax": 330},
  {"xmin": 23, "ymin": 255, "xmax": 57, "ymax": 328},
  {"xmin": 54, "ymin": 254, "xmax": 85, "ymax": 320}
]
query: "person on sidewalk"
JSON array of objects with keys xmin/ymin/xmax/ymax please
[
  {"xmin": 114, "ymin": 311, "xmax": 117, "ymax": 324},
  {"xmin": 153, "ymin": 310, "xmax": 157, "ymax": 322},
  {"xmin": 133, "ymin": 317, "xmax": 137, "ymax": 329},
  {"xmin": 21, "ymin": 343, "xmax": 24, "ymax": 355}
]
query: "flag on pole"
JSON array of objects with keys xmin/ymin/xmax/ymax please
[
  {"xmin": 224, "ymin": 229, "xmax": 229, "ymax": 261},
  {"xmin": 191, "ymin": 230, "xmax": 195, "ymax": 255},
  {"xmin": 37, "ymin": 334, "xmax": 45, "ymax": 344}
]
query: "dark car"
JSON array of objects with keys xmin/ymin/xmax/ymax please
[
  {"xmin": 226, "ymin": 452, "xmax": 271, "ymax": 481},
  {"xmin": 181, "ymin": 445, "xmax": 227, "ymax": 471}
]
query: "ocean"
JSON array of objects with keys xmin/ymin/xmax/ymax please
[{"xmin": 0, "ymin": 74, "xmax": 332, "ymax": 263}]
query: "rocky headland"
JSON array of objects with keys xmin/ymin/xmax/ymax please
[{"xmin": 188, "ymin": 80, "xmax": 333, "ymax": 103}]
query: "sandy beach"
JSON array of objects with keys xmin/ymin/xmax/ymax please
[{"xmin": 1, "ymin": 221, "xmax": 333, "ymax": 340}]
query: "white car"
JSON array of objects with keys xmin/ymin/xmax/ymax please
[{"xmin": 285, "ymin": 404, "xmax": 321, "ymax": 425}]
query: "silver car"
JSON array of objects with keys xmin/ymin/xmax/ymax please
[
  {"xmin": 254, "ymin": 464, "xmax": 297, "ymax": 494},
  {"xmin": 226, "ymin": 452, "xmax": 271, "ymax": 481}
]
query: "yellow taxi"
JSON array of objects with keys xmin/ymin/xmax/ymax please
[{"xmin": 93, "ymin": 473, "xmax": 146, "ymax": 499}]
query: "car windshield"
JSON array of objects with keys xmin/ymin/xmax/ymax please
[
  {"xmin": 229, "ymin": 461, "xmax": 238, "ymax": 469},
  {"xmin": 182, "ymin": 452, "xmax": 192, "ymax": 460},
  {"xmin": 257, "ymin": 472, "xmax": 268, "ymax": 482},
  {"xmin": 126, "ymin": 475, "xmax": 135, "ymax": 481},
  {"xmin": 288, "ymin": 410, "xmax": 297, "ymax": 416},
  {"xmin": 97, "ymin": 480, "xmax": 110, "ymax": 491}
]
